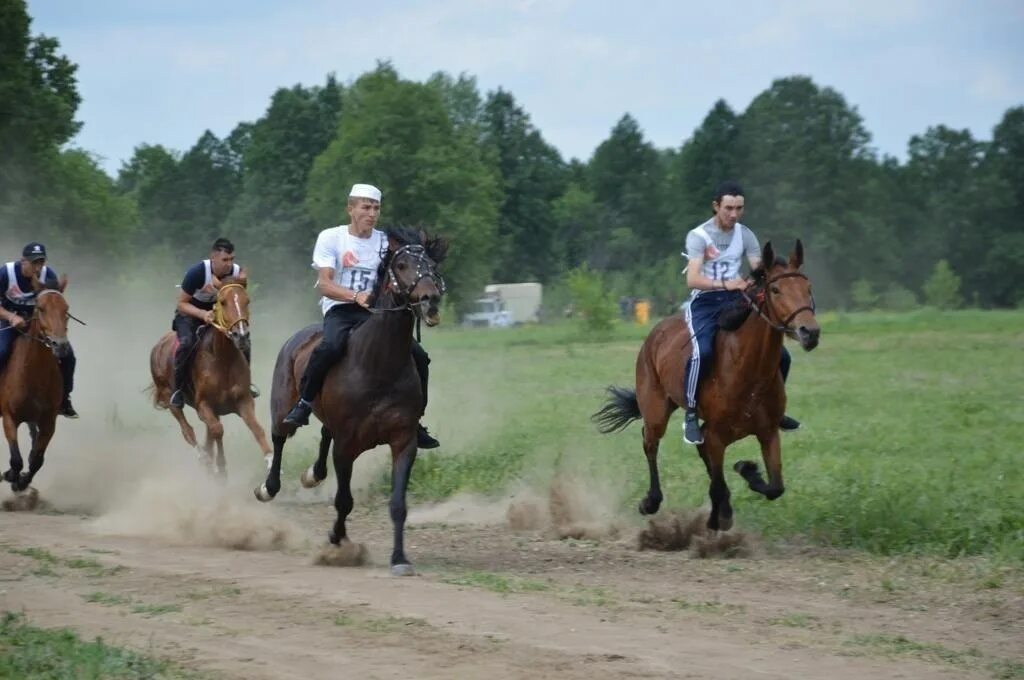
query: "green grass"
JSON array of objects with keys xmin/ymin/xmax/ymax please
[
  {"xmin": 441, "ymin": 570, "xmax": 552, "ymax": 594},
  {"xmin": 287, "ymin": 310, "xmax": 1024, "ymax": 562},
  {"xmin": 9, "ymin": 548, "xmax": 59, "ymax": 565},
  {"xmin": 0, "ymin": 611, "xmax": 194, "ymax": 679}
]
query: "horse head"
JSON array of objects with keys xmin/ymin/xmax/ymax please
[
  {"xmin": 751, "ymin": 240, "xmax": 820, "ymax": 351},
  {"xmin": 214, "ymin": 278, "xmax": 251, "ymax": 353},
  {"xmin": 381, "ymin": 227, "xmax": 449, "ymax": 327},
  {"xmin": 31, "ymin": 276, "xmax": 71, "ymax": 358}
]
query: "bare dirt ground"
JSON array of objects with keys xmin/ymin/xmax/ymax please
[{"xmin": 2, "ymin": 485, "xmax": 1021, "ymax": 680}]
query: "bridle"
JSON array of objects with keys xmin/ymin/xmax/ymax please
[
  {"xmin": 12, "ymin": 289, "xmax": 84, "ymax": 350},
  {"xmin": 742, "ymin": 272, "xmax": 815, "ymax": 334},
  {"xmin": 211, "ymin": 283, "xmax": 249, "ymax": 334},
  {"xmin": 372, "ymin": 245, "xmax": 445, "ymax": 314}
]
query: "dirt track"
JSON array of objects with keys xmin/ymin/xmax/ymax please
[{"xmin": 3, "ymin": 489, "xmax": 1021, "ymax": 680}]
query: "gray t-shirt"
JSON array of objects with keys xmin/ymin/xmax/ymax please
[{"xmin": 684, "ymin": 218, "xmax": 761, "ymax": 282}]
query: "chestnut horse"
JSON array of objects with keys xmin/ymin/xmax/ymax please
[
  {"xmin": 149, "ymin": 279, "xmax": 270, "ymax": 477},
  {"xmin": 1, "ymin": 279, "xmax": 72, "ymax": 494},
  {"xmin": 594, "ymin": 241, "xmax": 820, "ymax": 531},
  {"xmin": 256, "ymin": 227, "xmax": 447, "ymax": 576}
]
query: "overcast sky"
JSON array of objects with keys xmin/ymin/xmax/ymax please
[{"xmin": 28, "ymin": 0, "xmax": 1024, "ymax": 176}]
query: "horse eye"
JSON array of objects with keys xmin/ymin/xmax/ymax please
[
  {"xmin": 397, "ymin": 262, "xmax": 408, "ymax": 271},
  {"xmin": 771, "ymin": 286, "xmax": 781, "ymax": 294}
]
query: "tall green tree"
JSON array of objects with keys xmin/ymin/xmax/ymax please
[
  {"xmin": 481, "ymin": 88, "xmax": 568, "ymax": 283},
  {"xmin": 667, "ymin": 99, "xmax": 739, "ymax": 230},
  {"xmin": 587, "ymin": 114, "xmax": 669, "ymax": 267}
]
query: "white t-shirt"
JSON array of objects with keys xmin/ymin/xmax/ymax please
[{"xmin": 311, "ymin": 226, "xmax": 386, "ymax": 316}]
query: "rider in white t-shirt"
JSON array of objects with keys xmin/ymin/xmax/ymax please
[{"xmin": 283, "ymin": 183, "xmax": 439, "ymax": 449}]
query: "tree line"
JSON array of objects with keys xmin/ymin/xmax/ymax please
[{"xmin": 3, "ymin": 0, "xmax": 1022, "ymax": 315}]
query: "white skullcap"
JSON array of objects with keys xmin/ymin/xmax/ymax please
[{"xmin": 349, "ymin": 183, "xmax": 382, "ymax": 202}]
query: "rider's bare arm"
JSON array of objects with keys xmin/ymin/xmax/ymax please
[
  {"xmin": 686, "ymin": 257, "xmax": 746, "ymax": 292},
  {"xmin": 315, "ymin": 267, "xmax": 370, "ymax": 308},
  {"xmin": 1, "ymin": 308, "xmax": 25, "ymax": 327},
  {"xmin": 176, "ymin": 290, "xmax": 214, "ymax": 323},
  {"xmin": 748, "ymin": 255, "xmax": 762, "ymax": 271}
]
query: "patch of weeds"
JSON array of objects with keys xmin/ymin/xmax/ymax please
[
  {"xmin": 65, "ymin": 557, "xmax": 104, "ymax": 571},
  {"xmin": 28, "ymin": 565, "xmax": 58, "ymax": 578},
  {"xmin": 768, "ymin": 613, "xmax": 819, "ymax": 629},
  {"xmin": 82, "ymin": 592, "xmax": 131, "ymax": 607},
  {"xmin": 567, "ymin": 585, "xmax": 616, "ymax": 608},
  {"xmin": 0, "ymin": 611, "xmax": 193, "ymax": 678},
  {"xmin": 333, "ymin": 612, "xmax": 427, "ymax": 632},
  {"xmin": 9, "ymin": 547, "xmax": 59, "ymax": 564},
  {"xmin": 442, "ymin": 570, "xmax": 551, "ymax": 595},
  {"xmin": 672, "ymin": 597, "xmax": 746, "ymax": 615},
  {"xmin": 988, "ymin": 659, "xmax": 1024, "ymax": 679},
  {"xmin": 846, "ymin": 633, "xmax": 982, "ymax": 667},
  {"xmin": 130, "ymin": 603, "xmax": 183, "ymax": 617}
]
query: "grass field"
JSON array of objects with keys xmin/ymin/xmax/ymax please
[
  {"xmin": 0, "ymin": 612, "xmax": 194, "ymax": 679},
  {"xmin": 341, "ymin": 308, "xmax": 1024, "ymax": 562}
]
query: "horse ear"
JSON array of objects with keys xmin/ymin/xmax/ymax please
[
  {"xmin": 59, "ymin": 274, "xmax": 68, "ymax": 293},
  {"xmin": 387, "ymin": 234, "xmax": 400, "ymax": 252},
  {"xmin": 789, "ymin": 239, "xmax": 804, "ymax": 269},
  {"xmin": 762, "ymin": 241, "xmax": 775, "ymax": 270}
]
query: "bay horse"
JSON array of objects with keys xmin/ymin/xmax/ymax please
[
  {"xmin": 594, "ymin": 241, "xmax": 820, "ymax": 532},
  {"xmin": 1, "ymin": 278, "xmax": 72, "ymax": 494},
  {"xmin": 255, "ymin": 227, "xmax": 447, "ymax": 576},
  {"xmin": 149, "ymin": 279, "xmax": 271, "ymax": 477}
]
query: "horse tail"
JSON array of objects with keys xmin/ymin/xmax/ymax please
[{"xmin": 592, "ymin": 386, "xmax": 641, "ymax": 434}]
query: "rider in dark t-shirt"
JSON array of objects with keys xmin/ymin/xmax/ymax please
[
  {"xmin": 0, "ymin": 242, "xmax": 78, "ymax": 418},
  {"xmin": 169, "ymin": 237, "xmax": 259, "ymax": 408}
]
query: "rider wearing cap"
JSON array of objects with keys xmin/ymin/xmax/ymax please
[
  {"xmin": 169, "ymin": 237, "xmax": 259, "ymax": 409},
  {"xmin": 283, "ymin": 183, "xmax": 440, "ymax": 449},
  {"xmin": 0, "ymin": 242, "xmax": 78, "ymax": 418}
]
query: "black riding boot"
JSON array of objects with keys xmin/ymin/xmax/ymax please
[{"xmin": 412, "ymin": 343, "xmax": 439, "ymax": 449}]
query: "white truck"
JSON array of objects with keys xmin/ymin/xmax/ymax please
[{"xmin": 462, "ymin": 282, "xmax": 542, "ymax": 328}]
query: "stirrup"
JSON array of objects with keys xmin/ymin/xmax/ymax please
[{"xmin": 249, "ymin": 384, "xmax": 261, "ymax": 398}]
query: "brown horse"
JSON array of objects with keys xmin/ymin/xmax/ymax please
[
  {"xmin": 149, "ymin": 279, "xmax": 271, "ymax": 477},
  {"xmin": 594, "ymin": 241, "xmax": 820, "ymax": 531},
  {"xmin": 1, "ymin": 279, "xmax": 72, "ymax": 494},
  {"xmin": 256, "ymin": 227, "xmax": 447, "ymax": 576}
]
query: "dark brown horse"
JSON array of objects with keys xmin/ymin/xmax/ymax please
[
  {"xmin": 256, "ymin": 228, "xmax": 447, "ymax": 576},
  {"xmin": 594, "ymin": 241, "xmax": 820, "ymax": 531},
  {"xmin": 149, "ymin": 279, "xmax": 271, "ymax": 477},
  {"xmin": 1, "ymin": 279, "xmax": 71, "ymax": 494}
]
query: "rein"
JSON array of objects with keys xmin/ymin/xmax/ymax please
[{"xmin": 742, "ymin": 272, "xmax": 815, "ymax": 334}]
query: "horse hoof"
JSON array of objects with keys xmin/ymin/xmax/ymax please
[
  {"xmin": 300, "ymin": 465, "xmax": 323, "ymax": 489},
  {"xmin": 638, "ymin": 499, "xmax": 660, "ymax": 516},
  {"xmin": 718, "ymin": 515, "xmax": 734, "ymax": 532},
  {"xmin": 253, "ymin": 484, "xmax": 276, "ymax": 502},
  {"xmin": 390, "ymin": 563, "xmax": 415, "ymax": 577},
  {"xmin": 734, "ymin": 460, "xmax": 758, "ymax": 476}
]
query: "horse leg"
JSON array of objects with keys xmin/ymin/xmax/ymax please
[
  {"xmin": 301, "ymin": 425, "xmax": 332, "ymax": 489},
  {"xmin": 735, "ymin": 430, "xmax": 785, "ymax": 500},
  {"xmin": 638, "ymin": 404, "xmax": 670, "ymax": 515},
  {"xmin": 19, "ymin": 418, "xmax": 55, "ymax": 490},
  {"xmin": 327, "ymin": 439, "xmax": 354, "ymax": 545},
  {"xmin": 169, "ymin": 402, "xmax": 198, "ymax": 448},
  {"xmin": 388, "ymin": 435, "xmax": 418, "ymax": 576},
  {"xmin": 702, "ymin": 434, "xmax": 734, "ymax": 532},
  {"xmin": 237, "ymin": 398, "xmax": 272, "ymax": 469},
  {"xmin": 194, "ymin": 402, "xmax": 223, "ymax": 475},
  {"xmin": 2, "ymin": 415, "xmax": 24, "ymax": 490},
  {"xmin": 255, "ymin": 433, "xmax": 286, "ymax": 501}
]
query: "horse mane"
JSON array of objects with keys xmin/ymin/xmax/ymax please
[{"xmin": 220, "ymin": 276, "xmax": 247, "ymax": 288}]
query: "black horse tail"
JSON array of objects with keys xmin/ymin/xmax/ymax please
[{"xmin": 592, "ymin": 386, "xmax": 641, "ymax": 434}]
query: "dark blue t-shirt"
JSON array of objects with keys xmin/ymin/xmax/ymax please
[
  {"xmin": 1, "ymin": 261, "xmax": 59, "ymax": 314},
  {"xmin": 180, "ymin": 260, "xmax": 241, "ymax": 311}
]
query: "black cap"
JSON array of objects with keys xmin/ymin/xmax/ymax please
[{"xmin": 22, "ymin": 242, "xmax": 47, "ymax": 262}]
